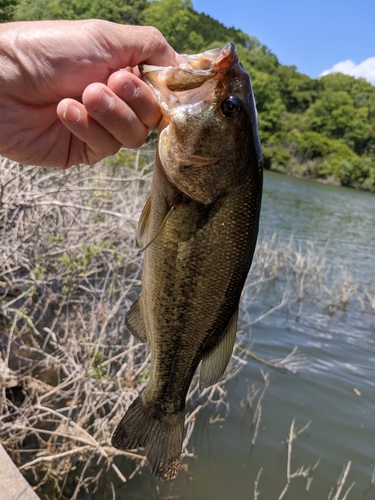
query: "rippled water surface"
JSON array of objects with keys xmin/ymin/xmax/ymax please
[{"xmin": 115, "ymin": 172, "xmax": 375, "ymax": 499}]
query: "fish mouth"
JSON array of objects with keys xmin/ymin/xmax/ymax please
[
  {"xmin": 140, "ymin": 42, "xmax": 239, "ymax": 108},
  {"xmin": 140, "ymin": 43, "xmax": 238, "ymax": 172}
]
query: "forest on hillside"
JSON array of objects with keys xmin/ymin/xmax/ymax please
[{"xmin": 2, "ymin": 0, "xmax": 375, "ymax": 191}]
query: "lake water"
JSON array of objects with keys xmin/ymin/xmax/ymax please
[{"xmin": 113, "ymin": 171, "xmax": 375, "ymax": 499}]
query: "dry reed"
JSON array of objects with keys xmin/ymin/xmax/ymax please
[
  {"xmin": 0, "ymin": 148, "xmax": 261, "ymax": 498},
  {"xmin": 0, "ymin": 148, "xmax": 371, "ymax": 499}
]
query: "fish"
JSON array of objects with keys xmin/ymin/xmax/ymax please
[{"xmin": 112, "ymin": 41, "xmax": 263, "ymax": 481}]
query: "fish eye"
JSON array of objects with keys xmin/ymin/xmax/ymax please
[{"xmin": 220, "ymin": 96, "xmax": 243, "ymax": 119}]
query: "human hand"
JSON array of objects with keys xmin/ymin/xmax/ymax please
[{"xmin": 0, "ymin": 20, "xmax": 181, "ymax": 168}]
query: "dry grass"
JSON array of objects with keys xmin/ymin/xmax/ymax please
[
  {"xmin": 1, "ymin": 149, "xmax": 371, "ymax": 499},
  {"xmin": 0, "ymin": 148, "xmax": 154, "ymax": 497},
  {"xmin": 0, "ymin": 148, "xmax": 257, "ymax": 499}
]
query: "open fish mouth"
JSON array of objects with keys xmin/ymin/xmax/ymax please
[
  {"xmin": 139, "ymin": 46, "xmax": 241, "ymax": 185},
  {"xmin": 140, "ymin": 42, "xmax": 239, "ymax": 109},
  {"xmin": 142, "ymin": 42, "xmax": 237, "ymax": 89}
]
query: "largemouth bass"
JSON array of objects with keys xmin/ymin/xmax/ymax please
[{"xmin": 112, "ymin": 42, "xmax": 263, "ymax": 481}]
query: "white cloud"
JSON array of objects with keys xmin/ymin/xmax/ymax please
[{"xmin": 320, "ymin": 57, "xmax": 375, "ymax": 86}]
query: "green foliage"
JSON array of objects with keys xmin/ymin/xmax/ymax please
[
  {"xmin": 250, "ymin": 69, "xmax": 286, "ymax": 142},
  {"xmin": 87, "ymin": 350, "xmax": 107, "ymax": 380},
  {"xmin": 140, "ymin": 0, "xmax": 196, "ymax": 53},
  {"xmin": 277, "ymin": 65, "xmax": 318, "ymax": 113},
  {"xmin": 31, "ymin": 263, "xmax": 46, "ymax": 281},
  {"xmin": 305, "ymin": 90, "xmax": 359, "ymax": 146},
  {"xmin": 0, "ymin": 0, "xmax": 18, "ymax": 21},
  {"xmin": 14, "ymin": 0, "xmax": 147, "ymax": 22},
  {"xmin": 239, "ymin": 42, "xmax": 279, "ymax": 75},
  {"xmin": 245, "ymin": 60, "xmax": 375, "ymax": 190},
  {"xmin": 283, "ymin": 131, "xmax": 372, "ymax": 186},
  {"xmin": 60, "ymin": 242, "xmax": 108, "ymax": 274},
  {"xmin": 140, "ymin": 0, "xmax": 258, "ymax": 54},
  {"xmin": 293, "ymin": 131, "xmax": 346, "ymax": 160},
  {"xmin": 7, "ymin": 0, "xmax": 375, "ymax": 192},
  {"xmin": 262, "ymin": 144, "xmax": 290, "ymax": 171}
]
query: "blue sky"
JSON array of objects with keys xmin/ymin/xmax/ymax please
[{"xmin": 192, "ymin": 0, "xmax": 375, "ymax": 84}]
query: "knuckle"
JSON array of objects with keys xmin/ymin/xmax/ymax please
[
  {"xmin": 144, "ymin": 26, "xmax": 167, "ymax": 53},
  {"xmin": 96, "ymin": 143, "xmax": 121, "ymax": 160},
  {"xmin": 123, "ymin": 130, "xmax": 148, "ymax": 150},
  {"xmin": 146, "ymin": 26, "xmax": 164, "ymax": 43},
  {"xmin": 81, "ymin": 18, "xmax": 107, "ymax": 33}
]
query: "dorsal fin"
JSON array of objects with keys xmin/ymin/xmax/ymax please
[{"xmin": 199, "ymin": 308, "xmax": 238, "ymax": 390}]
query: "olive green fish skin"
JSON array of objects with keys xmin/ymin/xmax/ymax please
[
  {"xmin": 141, "ymin": 153, "xmax": 261, "ymax": 413},
  {"xmin": 112, "ymin": 42, "xmax": 262, "ymax": 481}
]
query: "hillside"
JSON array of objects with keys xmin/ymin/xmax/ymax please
[{"xmin": 4, "ymin": 0, "xmax": 375, "ymax": 191}]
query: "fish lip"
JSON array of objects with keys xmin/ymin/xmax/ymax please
[
  {"xmin": 212, "ymin": 42, "xmax": 238, "ymax": 71},
  {"xmin": 178, "ymin": 42, "xmax": 237, "ymax": 72},
  {"xmin": 141, "ymin": 41, "xmax": 237, "ymax": 75}
]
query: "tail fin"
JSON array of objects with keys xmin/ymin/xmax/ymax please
[{"xmin": 112, "ymin": 396, "xmax": 185, "ymax": 481}]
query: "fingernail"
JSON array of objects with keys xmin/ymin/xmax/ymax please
[
  {"xmin": 94, "ymin": 90, "xmax": 114, "ymax": 114},
  {"xmin": 121, "ymin": 80, "xmax": 138, "ymax": 102},
  {"xmin": 64, "ymin": 103, "xmax": 81, "ymax": 122}
]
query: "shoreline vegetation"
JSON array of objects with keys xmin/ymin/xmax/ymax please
[
  {"xmin": 2, "ymin": 0, "xmax": 375, "ymax": 193},
  {"xmin": 0, "ymin": 150, "xmax": 239, "ymax": 497},
  {"xmin": 1, "ymin": 150, "xmax": 374, "ymax": 498}
]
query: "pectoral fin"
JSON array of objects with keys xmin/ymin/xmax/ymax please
[
  {"xmin": 125, "ymin": 297, "xmax": 147, "ymax": 343},
  {"xmin": 139, "ymin": 205, "xmax": 175, "ymax": 253},
  {"xmin": 137, "ymin": 196, "xmax": 152, "ymax": 246},
  {"xmin": 199, "ymin": 308, "xmax": 238, "ymax": 390}
]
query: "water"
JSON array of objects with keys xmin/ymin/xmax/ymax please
[
  {"xmin": 261, "ymin": 172, "xmax": 375, "ymax": 286},
  {"xmin": 112, "ymin": 172, "xmax": 375, "ymax": 499}
]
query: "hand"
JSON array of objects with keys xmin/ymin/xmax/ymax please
[{"xmin": 0, "ymin": 20, "xmax": 181, "ymax": 168}]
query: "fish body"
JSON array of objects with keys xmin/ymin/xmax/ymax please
[{"xmin": 112, "ymin": 42, "xmax": 262, "ymax": 481}]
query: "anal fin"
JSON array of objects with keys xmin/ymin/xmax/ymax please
[
  {"xmin": 199, "ymin": 308, "xmax": 238, "ymax": 390},
  {"xmin": 125, "ymin": 297, "xmax": 147, "ymax": 343}
]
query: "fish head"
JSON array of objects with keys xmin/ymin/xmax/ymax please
[{"xmin": 142, "ymin": 42, "xmax": 262, "ymax": 205}]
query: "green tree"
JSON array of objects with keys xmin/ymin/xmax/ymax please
[
  {"xmin": 140, "ymin": 0, "xmax": 197, "ymax": 53},
  {"xmin": 14, "ymin": 0, "xmax": 147, "ymax": 23},
  {"xmin": 304, "ymin": 88, "xmax": 373, "ymax": 155},
  {"xmin": 0, "ymin": 0, "xmax": 18, "ymax": 21},
  {"xmin": 277, "ymin": 65, "xmax": 318, "ymax": 113},
  {"xmin": 250, "ymin": 69, "xmax": 286, "ymax": 142},
  {"xmin": 140, "ymin": 0, "xmax": 256, "ymax": 54},
  {"xmin": 7, "ymin": 0, "xmax": 375, "ymax": 191}
]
